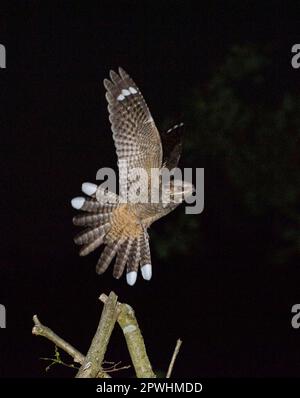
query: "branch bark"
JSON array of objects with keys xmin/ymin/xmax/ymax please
[
  {"xmin": 166, "ymin": 338, "xmax": 182, "ymax": 378},
  {"xmin": 32, "ymin": 315, "xmax": 111, "ymax": 378},
  {"xmin": 76, "ymin": 291, "xmax": 119, "ymax": 378},
  {"xmin": 100, "ymin": 293, "xmax": 156, "ymax": 378},
  {"xmin": 33, "ymin": 291, "xmax": 171, "ymax": 379},
  {"xmin": 32, "ymin": 315, "xmax": 84, "ymax": 364}
]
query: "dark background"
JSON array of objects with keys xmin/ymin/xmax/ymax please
[{"xmin": 0, "ymin": 1, "xmax": 299, "ymax": 377}]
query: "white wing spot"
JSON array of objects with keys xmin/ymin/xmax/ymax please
[
  {"xmin": 117, "ymin": 94, "xmax": 125, "ymax": 101},
  {"xmin": 122, "ymin": 89, "xmax": 131, "ymax": 96},
  {"xmin": 167, "ymin": 122, "xmax": 184, "ymax": 133},
  {"xmin": 129, "ymin": 86, "xmax": 137, "ymax": 94}
]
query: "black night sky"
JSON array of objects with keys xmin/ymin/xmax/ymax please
[{"xmin": 0, "ymin": 1, "xmax": 300, "ymax": 378}]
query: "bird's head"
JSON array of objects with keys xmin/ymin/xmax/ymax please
[{"xmin": 162, "ymin": 179, "xmax": 195, "ymax": 205}]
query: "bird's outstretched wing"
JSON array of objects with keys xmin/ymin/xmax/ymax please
[
  {"xmin": 161, "ymin": 122, "xmax": 184, "ymax": 170},
  {"xmin": 104, "ymin": 68, "xmax": 163, "ymax": 197},
  {"xmin": 72, "ymin": 69, "xmax": 185, "ymax": 285}
]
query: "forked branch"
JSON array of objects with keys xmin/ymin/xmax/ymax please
[
  {"xmin": 33, "ymin": 291, "xmax": 182, "ymax": 378},
  {"xmin": 100, "ymin": 293, "xmax": 156, "ymax": 378}
]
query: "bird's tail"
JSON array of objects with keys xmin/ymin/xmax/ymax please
[
  {"xmin": 71, "ymin": 183, "xmax": 152, "ymax": 285},
  {"xmin": 110, "ymin": 229, "xmax": 152, "ymax": 285}
]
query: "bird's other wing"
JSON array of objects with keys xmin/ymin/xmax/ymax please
[
  {"xmin": 104, "ymin": 68, "xmax": 163, "ymax": 197},
  {"xmin": 161, "ymin": 122, "xmax": 184, "ymax": 170}
]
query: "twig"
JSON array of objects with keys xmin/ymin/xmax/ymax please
[
  {"xmin": 103, "ymin": 360, "xmax": 131, "ymax": 373},
  {"xmin": 76, "ymin": 291, "xmax": 119, "ymax": 378},
  {"xmin": 41, "ymin": 346, "xmax": 80, "ymax": 372},
  {"xmin": 32, "ymin": 315, "xmax": 84, "ymax": 364},
  {"xmin": 166, "ymin": 339, "xmax": 182, "ymax": 378},
  {"xmin": 32, "ymin": 314, "xmax": 110, "ymax": 378},
  {"xmin": 99, "ymin": 293, "xmax": 156, "ymax": 378}
]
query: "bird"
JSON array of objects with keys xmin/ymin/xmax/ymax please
[{"xmin": 71, "ymin": 67, "xmax": 194, "ymax": 286}]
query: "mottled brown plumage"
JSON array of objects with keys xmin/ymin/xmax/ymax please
[{"xmin": 71, "ymin": 68, "xmax": 192, "ymax": 285}]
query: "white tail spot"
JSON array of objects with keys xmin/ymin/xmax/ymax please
[
  {"xmin": 82, "ymin": 182, "xmax": 97, "ymax": 196},
  {"xmin": 141, "ymin": 264, "xmax": 152, "ymax": 280},
  {"xmin": 126, "ymin": 271, "xmax": 137, "ymax": 286},
  {"xmin": 71, "ymin": 197, "xmax": 85, "ymax": 210}
]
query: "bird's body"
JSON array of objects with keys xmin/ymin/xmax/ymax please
[{"xmin": 71, "ymin": 68, "xmax": 193, "ymax": 285}]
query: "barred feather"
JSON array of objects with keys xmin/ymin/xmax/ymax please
[
  {"xmin": 81, "ymin": 198, "xmax": 106, "ymax": 213},
  {"xmin": 96, "ymin": 188, "xmax": 119, "ymax": 206},
  {"xmin": 79, "ymin": 234, "xmax": 106, "ymax": 256},
  {"xmin": 73, "ymin": 212, "xmax": 112, "ymax": 227},
  {"xmin": 140, "ymin": 230, "xmax": 151, "ymax": 268},
  {"xmin": 113, "ymin": 239, "xmax": 133, "ymax": 279},
  {"xmin": 96, "ymin": 242, "xmax": 119, "ymax": 275},
  {"xmin": 127, "ymin": 238, "xmax": 140, "ymax": 273},
  {"xmin": 74, "ymin": 223, "xmax": 110, "ymax": 245},
  {"xmin": 104, "ymin": 67, "xmax": 162, "ymax": 174}
]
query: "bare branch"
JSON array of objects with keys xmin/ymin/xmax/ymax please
[
  {"xmin": 166, "ymin": 338, "xmax": 182, "ymax": 378},
  {"xmin": 100, "ymin": 293, "xmax": 156, "ymax": 378},
  {"xmin": 32, "ymin": 315, "xmax": 84, "ymax": 364},
  {"xmin": 41, "ymin": 346, "xmax": 80, "ymax": 372},
  {"xmin": 76, "ymin": 291, "xmax": 119, "ymax": 378},
  {"xmin": 33, "ymin": 291, "xmax": 160, "ymax": 379},
  {"xmin": 32, "ymin": 314, "xmax": 111, "ymax": 378},
  {"xmin": 103, "ymin": 360, "xmax": 131, "ymax": 373}
]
